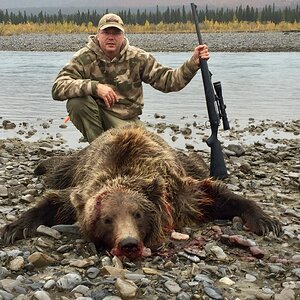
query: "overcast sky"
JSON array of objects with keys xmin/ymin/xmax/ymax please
[{"xmin": 0, "ymin": 0, "xmax": 296, "ymax": 9}]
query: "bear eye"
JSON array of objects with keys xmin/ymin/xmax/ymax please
[
  {"xmin": 134, "ymin": 212, "xmax": 142, "ymax": 219},
  {"xmin": 103, "ymin": 217, "xmax": 113, "ymax": 225}
]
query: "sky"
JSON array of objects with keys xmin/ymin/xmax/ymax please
[{"xmin": 0, "ymin": 0, "xmax": 297, "ymax": 9}]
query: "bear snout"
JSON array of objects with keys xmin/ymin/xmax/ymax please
[
  {"xmin": 120, "ymin": 236, "xmax": 139, "ymax": 252},
  {"xmin": 111, "ymin": 236, "xmax": 144, "ymax": 259}
]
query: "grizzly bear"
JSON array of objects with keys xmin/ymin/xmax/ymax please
[{"xmin": 1, "ymin": 125, "xmax": 281, "ymax": 259}]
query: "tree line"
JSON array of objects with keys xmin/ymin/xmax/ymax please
[{"xmin": 0, "ymin": 4, "xmax": 299, "ymax": 26}]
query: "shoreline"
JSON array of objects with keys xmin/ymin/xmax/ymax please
[{"xmin": 0, "ymin": 31, "xmax": 300, "ymax": 52}]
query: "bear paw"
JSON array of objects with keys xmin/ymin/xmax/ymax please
[
  {"xmin": 0, "ymin": 220, "xmax": 36, "ymax": 244},
  {"xmin": 243, "ymin": 212, "xmax": 282, "ymax": 237}
]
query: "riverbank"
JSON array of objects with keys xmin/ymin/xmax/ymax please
[
  {"xmin": 0, "ymin": 31, "xmax": 300, "ymax": 52},
  {"xmin": 0, "ymin": 118, "xmax": 299, "ymax": 299}
]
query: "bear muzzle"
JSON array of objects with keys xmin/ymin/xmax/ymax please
[{"xmin": 111, "ymin": 236, "xmax": 144, "ymax": 259}]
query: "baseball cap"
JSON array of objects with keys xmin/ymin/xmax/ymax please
[{"xmin": 98, "ymin": 13, "xmax": 125, "ymax": 32}]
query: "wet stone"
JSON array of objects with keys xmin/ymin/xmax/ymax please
[
  {"xmin": 43, "ymin": 279, "xmax": 56, "ymax": 290},
  {"xmin": 177, "ymin": 291, "xmax": 191, "ymax": 300},
  {"xmin": 56, "ymin": 273, "xmax": 82, "ymax": 290},
  {"xmin": 71, "ymin": 284, "xmax": 90, "ymax": 296},
  {"xmin": 0, "ymin": 289, "xmax": 14, "ymax": 300},
  {"xmin": 33, "ymin": 290, "xmax": 52, "ymax": 300},
  {"xmin": 202, "ymin": 281, "xmax": 224, "ymax": 300},
  {"xmin": 51, "ymin": 224, "xmax": 80, "ymax": 234},
  {"xmin": 115, "ymin": 278, "xmax": 138, "ymax": 298},
  {"xmin": 164, "ymin": 280, "xmax": 182, "ymax": 294},
  {"xmin": 0, "ymin": 267, "xmax": 10, "ymax": 280},
  {"xmin": 227, "ymin": 144, "xmax": 246, "ymax": 157},
  {"xmin": 9, "ymin": 256, "xmax": 25, "ymax": 271},
  {"xmin": 36, "ymin": 225, "xmax": 61, "ymax": 239},
  {"xmin": 27, "ymin": 252, "xmax": 56, "ymax": 268},
  {"xmin": 0, "ymin": 185, "xmax": 8, "ymax": 197},
  {"xmin": 245, "ymin": 274, "xmax": 257, "ymax": 282},
  {"xmin": 86, "ymin": 267, "xmax": 100, "ymax": 279}
]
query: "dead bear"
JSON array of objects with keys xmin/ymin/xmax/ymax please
[{"xmin": 0, "ymin": 125, "xmax": 281, "ymax": 259}]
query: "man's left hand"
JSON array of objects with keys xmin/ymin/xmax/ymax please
[{"xmin": 193, "ymin": 44, "xmax": 210, "ymax": 66}]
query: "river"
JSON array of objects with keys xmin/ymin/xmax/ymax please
[{"xmin": 0, "ymin": 51, "xmax": 299, "ymax": 148}]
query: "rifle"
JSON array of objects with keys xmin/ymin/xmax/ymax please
[{"xmin": 191, "ymin": 2, "xmax": 230, "ymax": 180}]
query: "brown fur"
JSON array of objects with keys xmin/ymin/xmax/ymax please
[{"xmin": 1, "ymin": 125, "xmax": 281, "ymax": 259}]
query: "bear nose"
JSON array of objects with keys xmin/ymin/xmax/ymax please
[{"xmin": 120, "ymin": 237, "xmax": 139, "ymax": 252}]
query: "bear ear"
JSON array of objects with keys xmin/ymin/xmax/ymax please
[
  {"xmin": 70, "ymin": 190, "xmax": 85, "ymax": 211},
  {"xmin": 142, "ymin": 177, "xmax": 166, "ymax": 203}
]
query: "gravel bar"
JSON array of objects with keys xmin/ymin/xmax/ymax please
[
  {"xmin": 0, "ymin": 31, "xmax": 299, "ymax": 52},
  {"xmin": 0, "ymin": 118, "xmax": 300, "ymax": 299}
]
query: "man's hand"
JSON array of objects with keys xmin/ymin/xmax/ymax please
[
  {"xmin": 193, "ymin": 44, "xmax": 210, "ymax": 66},
  {"xmin": 96, "ymin": 83, "xmax": 118, "ymax": 108}
]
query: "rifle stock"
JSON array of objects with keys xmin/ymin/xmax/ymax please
[{"xmin": 191, "ymin": 2, "xmax": 229, "ymax": 179}]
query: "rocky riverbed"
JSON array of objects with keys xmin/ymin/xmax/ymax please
[
  {"xmin": 0, "ymin": 117, "xmax": 299, "ymax": 300},
  {"xmin": 0, "ymin": 31, "xmax": 300, "ymax": 52}
]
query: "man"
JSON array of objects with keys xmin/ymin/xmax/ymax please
[{"xmin": 52, "ymin": 13, "xmax": 210, "ymax": 143}]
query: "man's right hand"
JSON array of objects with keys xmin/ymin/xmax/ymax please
[{"xmin": 96, "ymin": 83, "xmax": 118, "ymax": 108}]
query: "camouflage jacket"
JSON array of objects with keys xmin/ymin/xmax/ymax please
[{"xmin": 52, "ymin": 35, "xmax": 199, "ymax": 119}]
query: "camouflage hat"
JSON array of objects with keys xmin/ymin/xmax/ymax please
[{"xmin": 98, "ymin": 13, "xmax": 125, "ymax": 32}]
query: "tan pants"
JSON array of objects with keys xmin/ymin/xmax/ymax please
[{"xmin": 67, "ymin": 96, "xmax": 143, "ymax": 143}]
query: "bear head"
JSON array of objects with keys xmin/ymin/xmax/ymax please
[{"xmin": 70, "ymin": 177, "xmax": 174, "ymax": 259}]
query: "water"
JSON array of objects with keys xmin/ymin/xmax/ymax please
[{"xmin": 0, "ymin": 51, "xmax": 299, "ymax": 148}]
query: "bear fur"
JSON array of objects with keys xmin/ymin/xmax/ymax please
[{"xmin": 1, "ymin": 125, "xmax": 281, "ymax": 259}]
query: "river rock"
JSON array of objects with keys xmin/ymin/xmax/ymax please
[
  {"xmin": 164, "ymin": 279, "xmax": 182, "ymax": 294},
  {"xmin": 56, "ymin": 273, "xmax": 82, "ymax": 290},
  {"xmin": 27, "ymin": 252, "xmax": 56, "ymax": 268},
  {"xmin": 36, "ymin": 225, "xmax": 61, "ymax": 239},
  {"xmin": 0, "ymin": 186, "xmax": 9, "ymax": 199},
  {"xmin": 8, "ymin": 256, "xmax": 24, "ymax": 271},
  {"xmin": 115, "ymin": 278, "xmax": 138, "ymax": 298},
  {"xmin": 33, "ymin": 291, "xmax": 52, "ymax": 300}
]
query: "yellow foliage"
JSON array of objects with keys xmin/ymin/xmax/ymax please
[{"xmin": 0, "ymin": 20, "xmax": 299, "ymax": 35}]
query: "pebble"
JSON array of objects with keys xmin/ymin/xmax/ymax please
[
  {"xmin": 0, "ymin": 279, "xmax": 19, "ymax": 292},
  {"xmin": 219, "ymin": 276, "xmax": 235, "ymax": 286},
  {"xmin": 164, "ymin": 280, "xmax": 182, "ymax": 294},
  {"xmin": 227, "ymin": 144, "xmax": 246, "ymax": 157},
  {"xmin": 115, "ymin": 278, "xmax": 138, "ymax": 298},
  {"xmin": 43, "ymin": 279, "xmax": 56, "ymax": 290},
  {"xmin": 56, "ymin": 273, "xmax": 82, "ymax": 290},
  {"xmin": 51, "ymin": 224, "xmax": 80, "ymax": 234},
  {"xmin": 274, "ymin": 287, "xmax": 295, "ymax": 300},
  {"xmin": 245, "ymin": 274, "xmax": 257, "ymax": 282},
  {"xmin": 69, "ymin": 258, "xmax": 95, "ymax": 268},
  {"xmin": 0, "ymin": 267, "xmax": 9, "ymax": 280},
  {"xmin": 86, "ymin": 267, "xmax": 100, "ymax": 279},
  {"xmin": 71, "ymin": 284, "xmax": 90, "ymax": 296},
  {"xmin": 8, "ymin": 256, "xmax": 24, "ymax": 271},
  {"xmin": 194, "ymin": 274, "xmax": 214, "ymax": 284},
  {"xmin": 171, "ymin": 231, "xmax": 190, "ymax": 240},
  {"xmin": 0, "ymin": 289, "xmax": 14, "ymax": 300},
  {"xmin": 101, "ymin": 266, "xmax": 128, "ymax": 277},
  {"xmin": 27, "ymin": 252, "xmax": 56, "ymax": 268},
  {"xmin": 0, "ymin": 186, "xmax": 8, "ymax": 197},
  {"xmin": 249, "ymin": 246, "xmax": 264, "ymax": 259},
  {"xmin": 177, "ymin": 291, "xmax": 191, "ymax": 300},
  {"xmin": 202, "ymin": 281, "xmax": 224, "ymax": 300},
  {"xmin": 33, "ymin": 291, "xmax": 52, "ymax": 300},
  {"xmin": 36, "ymin": 225, "xmax": 61, "ymax": 239},
  {"xmin": 210, "ymin": 246, "xmax": 228, "ymax": 260}
]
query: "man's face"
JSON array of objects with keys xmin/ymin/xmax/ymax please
[{"xmin": 97, "ymin": 27, "xmax": 124, "ymax": 59}]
